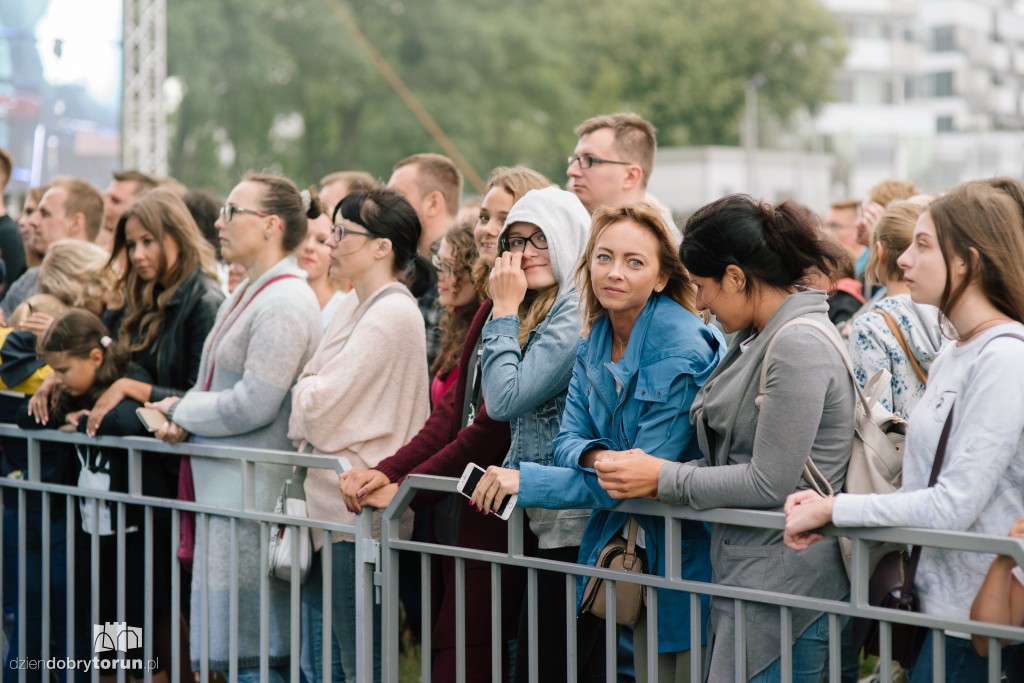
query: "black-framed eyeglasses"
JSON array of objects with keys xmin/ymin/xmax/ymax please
[
  {"xmin": 220, "ymin": 204, "xmax": 269, "ymax": 223},
  {"xmin": 500, "ymin": 230, "xmax": 549, "ymax": 253},
  {"xmin": 331, "ymin": 220, "xmax": 375, "ymax": 243},
  {"xmin": 567, "ymin": 154, "xmax": 632, "ymax": 170}
]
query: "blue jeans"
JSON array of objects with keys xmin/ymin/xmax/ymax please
[
  {"xmin": 909, "ymin": 630, "xmax": 1018, "ymax": 682},
  {"xmin": 3, "ymin": 508, "xmax": 68, "ymax": 683},
  {"xmin": 300, "ymin": 551, "xmax": 345, "ymax": 682},
  {"xmin": 749, "ymin": 611, "xmax": 837, "ymax": 683},
  {"xmin": 314, "ymin": 541, "xmax": 381, "ymax": 683},
  {"xmin": 236, "ymin": 664, "xmax": 288, "ymax": 683}
]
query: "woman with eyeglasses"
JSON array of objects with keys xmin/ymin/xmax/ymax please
[
  {"xmin": 339, "ymin": 166, "xmax": 551, "ymax": 682},
  {"xmin": 289, "ymin": 186, "xmax": 431, "ymax": 682},
  {"xmin": 466, "ymin": 186, "xmax": 597, "ymax": 682},
  {"xmin": 146, "ymin": 173, "xmax": 323, "ymax": 683},
  {"xmin": 430, "ymin": 219, "xmax": 481, "ymax": 406}
]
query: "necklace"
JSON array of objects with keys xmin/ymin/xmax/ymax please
[{"xmin": 957, "ymin": 316, "xmax": 1012, "ymax": 344}]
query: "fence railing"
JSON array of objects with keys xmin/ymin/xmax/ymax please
[{"xmin": 3, "ymin": 425, "xmax": 1024, "ymax": 683}]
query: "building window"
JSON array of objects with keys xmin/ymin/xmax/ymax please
[
  {"xmin": 931, "ymin": 72, "xmax": 955, "ymax": 97},
  {"xmin": 936, "ymin": 115, "xmax": 955, "ymax": 132},
  {"xmin": 932, "ymin": 26, "xmax": 956, "ymax": 52}
]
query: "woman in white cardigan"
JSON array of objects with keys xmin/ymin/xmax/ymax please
[{"xmin": 289, "ymin": 187, "xmax": 431, "ymax": 682}]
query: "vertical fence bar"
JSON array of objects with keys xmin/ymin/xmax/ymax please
[
  {"xmin": 690, "ymin": 593, "xmax": 702, "ymax": 682},
  {"xmin": 229, "ymin": 518, "xmax": 239, "ymax": 683},
  {"xmin": 828, "ymin": 612, "xmax": 841, "ymax": 682},
  {"xmin": 604, "ymin": 581, "xmax": 617, "ymax": 681},
  {"xmin": 144, "ymin": 506, "xmax": 154, "ymax": 683},
  {"xmin": 289, "ymin": 524, "xmax": 301, "ymax": 683},
  {"xmin": 90, "ymin": 497, "xmax": 100, "ymax": 683},
  {"xmin": 566, "ymin": 574, "xmax": 577, "ymax": 683},
  {"xmin": 117, "ymin": 500, "xmax": 127, "ymax": 683},
  {"xmin": 66, "ymin": 493, "xmax": 76, "ymax": 667},
  {"xmin": 322, "ymin": 537, "xmax": 334, "ymax": 683},
  {"xmin": 646, "ymin": 585, "xmax": 659, "ymax": 682},
  {"xmin": 171, "ymin": 508, "xmax": 181, "ymax": 683},
  {"xmin": 41, "ymin": 491, "xmax": 51, "ymax": 672},
  {"xmin": 355, "ymin": 511, "xmax": 376, "ymax": 683},
  {"xmin": 779, "ymin": 605, "xmax": 793, "ymax": 682},
  {"xmin": 199, "ymin": 512, "xmax": 209, "ymax": 683},
  {"xmin": 879, "ymin": 620, "xmax": 893, "ymax": 675},
  {"xmin": 259, "ymin": 520, "xmax": 270, "ymax": 682},
  {"xmin": 491, "ymin": 563, "xmax": 502, "ymax": 683},
  {"xmin": 381, "ymin": 506, "xmax": 403, "ymax": 683},
  {"xmin": 932, "ymin": 628, "xmax": 945, "ymax": 681},
  {"xmin": 734, "ymin": 600, "xmax": 747, "ymax": 683},
  {"xmin": 16, "ymin": 488, "xmax": 26, "ymax": 683},
  {"xmin": 527, "ymin": 567, "xmax": 538, "ymax": 683},
  {"xmin": 420, "ymin": 553, "xmax": 431, "ymax": 683},
  {"xmin": 455, "ymin": 557, "xmax": 466, "ymax": 683},
  {"xmin": 988, "ymin": 639, "xmax": 1001, "ymax": 682}
]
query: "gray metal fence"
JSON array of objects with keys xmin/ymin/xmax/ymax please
[{"xmin": 3, "ymin": 425, "xmax": 1024, "ymax": 683}]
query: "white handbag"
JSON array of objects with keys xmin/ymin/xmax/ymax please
[{"xmin": 268, "ymin": 468, "xmax": 312, "ymax": 583}]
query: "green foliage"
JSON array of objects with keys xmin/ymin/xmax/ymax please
[{"xmin": 167, "ymin": 0, "xmax": 845, "ymax": 195}]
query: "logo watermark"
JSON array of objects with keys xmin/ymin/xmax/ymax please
[{"xmin": 8, "ymin": 622, "xmax": 159, "ymax": 673}]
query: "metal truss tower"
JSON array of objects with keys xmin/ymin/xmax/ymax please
[{"xmin": 122, "ymin": 0, "xmax": 167, "ymax": 175}]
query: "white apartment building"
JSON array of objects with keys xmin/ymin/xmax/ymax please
[{"xmin": 817, "ymin": 0, "xmax": 1024, "ymax": 197}]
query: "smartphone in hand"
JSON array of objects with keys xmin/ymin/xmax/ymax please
[
  {"xmin": 457, "ymin": 462, "xmax": 517, "ymax": 521},
  {"xmin": 136, "ymin": 407, "xmax": 168, "ymax": 433}
]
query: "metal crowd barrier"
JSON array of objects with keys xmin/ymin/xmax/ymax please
[
  {"xmin": 3, "ymin": 425, "xmax": 1024, "ymax": 683},
  {"xmin": 0, "ymin": 425, "xmax": 376, "ymax": 683}
]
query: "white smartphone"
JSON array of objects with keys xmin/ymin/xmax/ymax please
[
  {"xmin": 457, "ymin": 462, "xmax": 517, "ymax": 521},
  {"xmin": 136, "ymin": 407, "xmax": 168, "ymax": 433}
]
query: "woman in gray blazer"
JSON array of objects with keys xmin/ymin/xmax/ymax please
[{"xmin": 596, "ymin": 194, "xmax": 855, "ymax": 682}]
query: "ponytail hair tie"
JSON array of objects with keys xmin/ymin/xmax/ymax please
[
  {"xmin": 300, "ymin": 189, "xmax": 311, "ymax": 213},
  {"xmin": 100, "ymin": 336, "xmax": 112, "ymax": 349}
]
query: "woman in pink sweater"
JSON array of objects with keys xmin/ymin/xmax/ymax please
[{"xmin": 288, "ymin": 187, "xmax": 432, "ymax": 682}]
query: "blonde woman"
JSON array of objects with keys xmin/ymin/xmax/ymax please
[{"xmin": 848, "ymin": 200, "xmax": 943, "ymax": 419}]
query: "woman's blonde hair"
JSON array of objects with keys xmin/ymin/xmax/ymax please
[
  {"xmin": 576, "ymin": 202, "xmax": 696, "ymax": 336},
  {"xmin": 929, "ymin": 181, "xmax": 1024, "ymax": 324},
  {"xmin": 866, "ymin": 200, "xmax": 926, "ymax": 286},
  {"xmin": 110, "ymin": 188, "xmax": 218, "ymax": 352},
  {"xmin": 39, "ymin": 240, "xmax": 113, "ymax": 309},
  {"xmin": 473, "ymin": 167, "xmax": 552, "ymax": 293}
]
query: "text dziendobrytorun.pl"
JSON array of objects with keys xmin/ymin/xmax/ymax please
[{"xmin": 8, "ymin": 657, "xmax": 159, "ymax": 673}]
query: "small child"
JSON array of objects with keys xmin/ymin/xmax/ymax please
[
  {"xmin": 971, "ymin": 516, "xmax": 1024, "ymax": 656},
  {"xmin": 17, "ymin": 309, "xmax": 159, "ymax": 673}
]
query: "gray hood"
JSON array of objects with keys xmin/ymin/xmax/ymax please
[{"xmin": 500, "ymin": 187, "xmax": 591, "ymax": 294}]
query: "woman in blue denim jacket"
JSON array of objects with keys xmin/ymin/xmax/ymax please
[
  {"xmin": 474, "ymin": 202, "xmax": 725, "ymax": 681},
  {"xmin": 473, "ymin": 186, "xmax": 593, "ymax": 681}
]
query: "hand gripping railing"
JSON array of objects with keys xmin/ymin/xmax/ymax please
[{"xmin": 379, "ymin": 473, "xmax": 1024, "ymax": 683}]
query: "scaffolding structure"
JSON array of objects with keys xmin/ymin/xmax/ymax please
[{"xmin": 122, "ymin": 0, "xmax": 167, "ymax": 175}]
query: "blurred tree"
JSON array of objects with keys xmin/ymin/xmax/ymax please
[{"xmin": 166, "ymin": 0, "xmax": 844, "ymax": 194}]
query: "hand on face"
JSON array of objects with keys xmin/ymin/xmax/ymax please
[{"xmin": 489, "ymin": 251, "xmax": 529, "ymax": 317}]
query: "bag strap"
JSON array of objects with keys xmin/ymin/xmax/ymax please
[
  {"xmin": 756, "ymin": 317, "xmax": 871, "ymax": 498},
  {"xmin": 294, "ymin": 286, "xmax": 412, "ymax": 477},
  {"xmin": 622, "ymin": 516, "xmax": 639, "ymax": 571},
  {"xmin": 877, "ymin": 310, "xmax": 928, "ymax": 386},
  {"xmin": 900, "ymin": 403, "xmax": 955, "ymax": 605}
]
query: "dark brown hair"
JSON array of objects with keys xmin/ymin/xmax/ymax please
[
  {"xmin": 111, "ymin": 188, "xmax": 219, "ymax": 352},
  {"xmin": 431, "ymin": 220, "xmax": 481, "ymax": 378},
  {"xmin": 37, "ymin": 309, "xmax": 130, "ymax": 413},
  {"xmin": 929, "ymin": 182, "xmax": 1024, "ymax": 324}
]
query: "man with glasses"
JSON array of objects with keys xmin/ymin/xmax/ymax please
[{"xmin": 568, "ymin": 112, "xmax": 679, "ymax": 237}]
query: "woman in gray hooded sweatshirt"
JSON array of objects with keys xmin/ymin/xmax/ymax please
[{"xmin": 468, "ymin": 186, "xmax": 598, "ymax": 682}]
